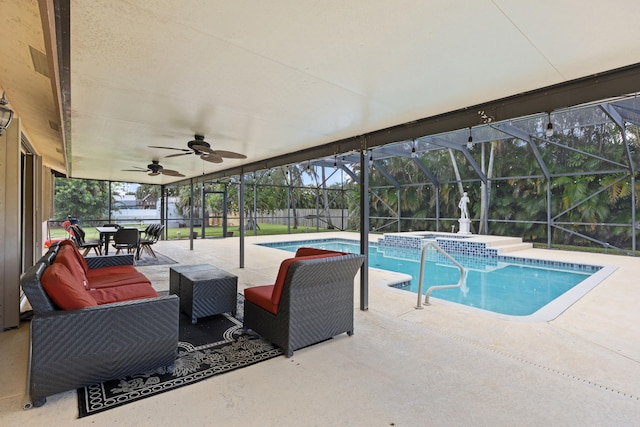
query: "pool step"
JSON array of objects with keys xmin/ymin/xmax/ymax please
[
  {"xmin": 494, "ymin": 242, "xmax": 533, "ymax": 253},
  {"xmin": 484, "ymin": 237, "xmax": 533, "ymax": 254}
]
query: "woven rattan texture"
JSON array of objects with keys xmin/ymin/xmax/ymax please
[
  {"xmin": 244, "ymin": 254, "xmax": 365, "ymax": 357},
  {"xmin": 30, "ymin": 296, "xmax": 178, "ymax": 401},
  {"xmin": 20, "ymin": 243, "xmax": 179, "ymax": 406}
]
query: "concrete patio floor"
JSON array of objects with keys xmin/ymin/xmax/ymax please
[{"xmin": 1, "ymin": 232, "xmax": 639, "ymax": 426}]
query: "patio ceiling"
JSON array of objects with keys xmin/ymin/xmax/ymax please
[{"xmin": 4, "ymin": 1, "xmax": 640, "ymax": 184}]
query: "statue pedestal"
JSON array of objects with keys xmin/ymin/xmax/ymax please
[{"xmin": 458, "ymin": 218, "xmax": 472, "ymax": 235}]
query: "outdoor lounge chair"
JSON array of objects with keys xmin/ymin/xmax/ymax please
[{"xmin": 243, "ymin": 248, "xmax": 365, "ymax": 357}]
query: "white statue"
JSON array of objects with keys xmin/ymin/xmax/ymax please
[{"xmin": 458, "ymin": 192, "xmax": 470, "ymax": 220}]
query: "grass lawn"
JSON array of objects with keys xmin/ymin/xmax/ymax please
[
  {"xmin": 171, "ymin": 223, "xmax": 341, "ymax": 239},
  {"xmin": 48, "ymin": 224, "xmax": 629, "ymax": 256}
]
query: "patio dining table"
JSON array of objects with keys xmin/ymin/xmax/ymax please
[{"xmin": 95, "ymin": 226, "xmax": 119, "ymax": 255}]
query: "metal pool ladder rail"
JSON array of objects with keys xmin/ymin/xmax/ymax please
[{"xmin": 415, "ymin": 242, "xmax": 467, "ymax": 309}]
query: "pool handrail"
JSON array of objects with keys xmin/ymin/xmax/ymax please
[{"xmin": 416, "ymin": 242, "xmax": 467, "ymax": 309}]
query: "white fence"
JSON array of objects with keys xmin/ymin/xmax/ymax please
[{"xmin": 111, "ymin": 197, "xmax": 185, "ymax": 228}]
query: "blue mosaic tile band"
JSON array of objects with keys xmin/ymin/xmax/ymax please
[
  {"xmin": 258, "ymin": 236, "xmax": 601, "ymax": 273},
  {"xmin": 377, "ymin": 234, "xmax": 599, "ymax": 272},
  {"xmin": 377, "ymin": 233, "xmax": 498, "ymax": 257}
]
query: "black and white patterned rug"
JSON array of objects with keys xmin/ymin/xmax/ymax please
[{"xmin": 77, "ymin": 299, "xmax": 281, "ymax": 417}]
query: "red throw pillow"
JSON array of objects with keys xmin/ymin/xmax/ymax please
[
  {"xmin": 41, "ymin": 263, "xmax": 97, "ymax": 310},
  {"xmin": 60, "ymin": 239, "xmax": 89, "ymax": 273},
  {"xmin": 55, "ymin": 244, "xmax": 89, "ymax": 288}
]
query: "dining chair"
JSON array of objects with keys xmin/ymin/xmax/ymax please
[
  {"xmin": 112, "ymin": 228, "xmax": 140, "ymax": 255},
  {"xmin": 69, "ymin": 225, "xmax": 103, "ymax": 256},
  {"xmin": 138, "ymin": 224, "xmax": 164, "ymax": 259}
]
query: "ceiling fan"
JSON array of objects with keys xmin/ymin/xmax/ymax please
[
  {"xmin": 122, "ymin": 160, "xmax": 185, "ymax": 177},
  {"xmin": 149, "ymin": 134, "xmax": 247, "ymax": 163}
]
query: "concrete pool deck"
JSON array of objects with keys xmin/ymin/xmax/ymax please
[{"xmin": 1, "ymin": 232, "xmax": 639, "ymax": 425}]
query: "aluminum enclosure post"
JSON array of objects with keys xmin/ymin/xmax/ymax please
[{"xmin": 360, "ymin": 149, "xmax": 369, "ymax": 310}]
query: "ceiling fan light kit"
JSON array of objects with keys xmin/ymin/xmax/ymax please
[{"xmin": 188, "ymin": 135, "xmax": 213, "ymax": 154}]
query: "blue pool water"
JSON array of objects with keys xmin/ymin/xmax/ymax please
[{"xmin": 259, "ymin": 239, "xmax": 600, "ymax": 317}]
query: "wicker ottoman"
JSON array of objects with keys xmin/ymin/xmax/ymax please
[{"xmin": 169, "ymin": 264, "xmax": 238, "ymax": 324}]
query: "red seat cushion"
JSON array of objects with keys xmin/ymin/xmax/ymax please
[
  {"xmin": 244, "ymin": 285, "xmax": 277, "ymax": 314},
  {"xmin": 89, "ymin": 283, "xmax": 159, "ymax": 305},
  {"xmin": 41, "ymin": 263, "xmax": 98, "ymax": 310},
  {"xmin": 85, "ymin": 265, "xmax": 139, "ymax": 279},
  {"xmin": 86, "ymin": 266, "xmax": 151, "ymax": 289}
]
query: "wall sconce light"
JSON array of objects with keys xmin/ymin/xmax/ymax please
[
  {"xmin": 333, "ymin": 155, "xmax": 337, "ymax": 169},
  {"xmin": 411, "ymin": 141, "xmax": 417, "ymax": 158},
  {"xmin": 467, "ymin": 128, "xmax": 473, "ymax": 149},
  {"xmin": 0, "ymin": 91, "xmax": 14, "ymax": 136},
  {"xmin": 369, "ymin": 149, "xmax": 373, "ymax": 162},
  {"xmin": 545, "ymin": 113, "xmax": 554, "ymax": 137}
]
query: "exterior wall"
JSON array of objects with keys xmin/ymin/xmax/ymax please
[
  {"xmin": 0, "ymin": 117, "xmax": 51, "ymax": 330},
  {"xmin": 0, "ymin": 118, "xmax": 21, "ymax": 330}
]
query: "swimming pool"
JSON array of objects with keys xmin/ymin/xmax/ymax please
[{"xmin": 258, "ymin": 238, "xmax": 614, "ymax": 321}]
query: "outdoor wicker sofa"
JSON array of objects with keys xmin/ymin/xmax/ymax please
[
  {"xmin": 20, "ymin": 241, "xmax": 179, "ymax": 408},
  {"xmin": 243, "ymin": 248, "xmax": 366, "ymax": 357}
]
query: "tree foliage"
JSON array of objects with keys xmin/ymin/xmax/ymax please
[
  {"xmin": 354, "ymin": 117, "xmax": 640, "ymax": 250},
  {"xmin": 135, "ymin": 184, "xmax": 161, "ymax": 204},
  {"xmin": 53, "ymin": 178, "xmax": 111, "ymax": 220}
]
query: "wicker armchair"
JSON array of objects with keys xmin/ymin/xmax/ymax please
[
  {"xmin": 243, "ymin": 251, "xmax": 365, "ymax": 357},
  {"xmin": 20, "ymin": 245, "xmax": 179, "ymax": 408}
]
